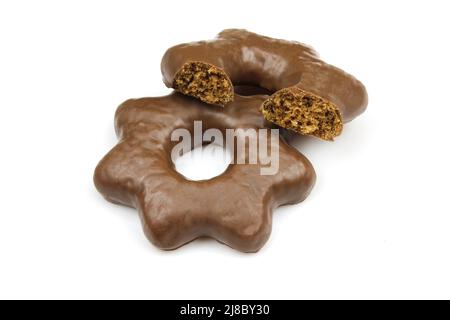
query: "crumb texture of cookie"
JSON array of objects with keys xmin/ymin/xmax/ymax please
[
  {"xmin": 262, "ymin": 88, "xmax": 343, "ymax": 141},
  {"xmin": 173, "ymin": 61, "xmax": 233, "ymax": 106}
]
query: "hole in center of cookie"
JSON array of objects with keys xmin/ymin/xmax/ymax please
[
  {"xmin": 234, "ymin": 85, "xmax": 273, "ymax": 96},
  {"xmin": 174, "ymin": 143, "xmax": 232, "ymax": 181}
]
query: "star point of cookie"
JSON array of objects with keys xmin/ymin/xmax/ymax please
[{"xmin": 94, "ymin": 92, "xmax": 315, "ymax": 252}]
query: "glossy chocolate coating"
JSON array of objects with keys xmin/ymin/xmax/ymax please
[
  {"xmin": 161, "ymin": 29, "xmax": 368, "ymax": 122},
  {"xmin": 94, "ymin": 93, "xmax": 315, "ymax": 252}
]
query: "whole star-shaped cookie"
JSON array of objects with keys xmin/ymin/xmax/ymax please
[{"xmin": 94, "ymin": 92, "xmax": 315, "ymax": 252}]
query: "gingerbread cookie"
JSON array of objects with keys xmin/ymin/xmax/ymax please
[
  {"xmin": 161, "ymin": 29, "xmax": 368, "ymax": 140},
  {"xmin": 94, "ymin": 93, "xmax": 315, "ymax": 252}
]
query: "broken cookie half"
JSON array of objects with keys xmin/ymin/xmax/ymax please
[
  {"xmin": 173, "ymin": 61, "xmax": 233, "ymax": 106},
  {"xmin": 261, "ymin": 87, "xmax": 343, "ymax": 141}
]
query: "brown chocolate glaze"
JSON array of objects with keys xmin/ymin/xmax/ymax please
[
  {"xmin": 94, "ymin": 93, "xmax": 315, "ymax": 252},
  {"xmin": 161, "ymin": 29, "xmax": 368, "ymax": 140}
]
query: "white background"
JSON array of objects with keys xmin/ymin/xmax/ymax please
[{"xmin": 1, "ymin": 0, "xmax": 449, "ymax": 299}]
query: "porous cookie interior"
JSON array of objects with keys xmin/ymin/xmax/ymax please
[
  {"xmin": 173, "ymin": 61, "xmax": 233, "ymax": 106},
  {"xmin": 261, "ymin": 88, "xmax": 343, "ymax": 141}
]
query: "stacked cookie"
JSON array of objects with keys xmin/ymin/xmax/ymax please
[
  {"xmin": 94, "ymin": 29, "xmax": 368, "ymax": 252},
  {"xmin": 162, "ymin": 29, "xmax": 367, "ymax": 140}
]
